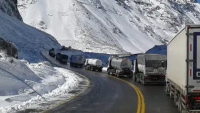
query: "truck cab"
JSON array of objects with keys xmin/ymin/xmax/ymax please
[{"xmin": 134, "ymin": 54, "xmax": 167, "ymax": 85}]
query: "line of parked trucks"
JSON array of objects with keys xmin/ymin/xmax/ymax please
[
  {"xmin": 47, "ymin": 24, "xmax": 200, "ymax": 112},
  {"xmin": 48, "ymin": 48, "xmax": 167, "ymax": 81}
]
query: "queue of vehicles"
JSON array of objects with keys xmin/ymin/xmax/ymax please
[
  {"xmin": 48, "ymin": 48, "xmax": 166, "ymax": 79},
  {"xmin": 47, "ymin": 24, "xmax": 200, "ymax": 112}
]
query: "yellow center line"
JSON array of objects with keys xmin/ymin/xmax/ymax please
[{"xmin": 108, "ymin": 76, "xmax": 145, "ymax": 113}]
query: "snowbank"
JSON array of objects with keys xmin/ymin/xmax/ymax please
[{"xmin": 0, "ymin": 55, "xmax": 88, "ymax": 113}]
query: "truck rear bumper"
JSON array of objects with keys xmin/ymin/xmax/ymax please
[{"xmin": 144, "ymin": 81, "xmax": 166, "ymax": 84}]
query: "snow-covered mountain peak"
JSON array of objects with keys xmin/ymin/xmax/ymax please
[{"xmin": 17, "ymin": 0, "xmax": 200, "ymax": 54}]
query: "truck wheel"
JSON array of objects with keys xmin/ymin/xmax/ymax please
[
  {"xmin": 178, "ymin": 94, "xmax": 183, "ymax": 113},
  {"xmin": 165, "ymin": 83, "xmax": 170, "ymax": 95},
  {"xmin": 170, "ymin": 91, "xmax": 173, "ymax": 99},
  {"xmin": 107, "ymin": 69, "xmax": 110, "ymax": 75},
  {"xmin": 142, "ymin": 78, "xmax": 146, "ymax": 86},
  {"xmin": 174, "ymin": 92, "xmax": 178, "ymax": 106},
  {"xmin": 134, "ymin": 75, "xmax": 137, "ymax": 82},
  {"xmin": 139, "ymin": 75, "xmax": 142, "ymax": 83},
  {"xmin": 116, "ymin": 73, "xmax": 121, "ymax": 78},
  {"xmin": 91, "ymin": 67, "xmax": 94, "ymax": 71}
]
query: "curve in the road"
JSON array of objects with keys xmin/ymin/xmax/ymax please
[{"xmin": 41, "ymin": 51, "xmax": 144, "ymax": 113}]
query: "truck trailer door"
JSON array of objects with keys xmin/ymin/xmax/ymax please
[{"xmin": 188, "ymin": 32, "xmax": 200, "ymax": 92}]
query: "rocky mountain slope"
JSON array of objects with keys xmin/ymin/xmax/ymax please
[
  {"xmin": 0, "ymin": 0, "xmax": 60, "ymax": 62},
  {"xmin": 17, "ymin": 0, "xmax": 200, "ymax": 54}
]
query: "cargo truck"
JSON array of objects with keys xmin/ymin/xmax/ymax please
[
  {"xmin": 107, "ymin": 56, "xmax": 133, "ymax": 78},
  {"xmin": 133, "ymin": 54, "xmax": 167, "ymax": 85},
  {"xmin": 166, "ymin": 25, "xmax": 200, "ymax": 113},
  {"xmin": 70, "ymin": 55, "xmax": 85, "ymax": 68},
  {"xmin": 55, "ymin": 53, "xmax": 68, "ymax": 64},
  {"xmin": 84, "ymin": 59, "xmax": 103, "ymax": 72}
]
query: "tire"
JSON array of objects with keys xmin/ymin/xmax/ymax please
[
  {"xmin": 178, "ymin": 94, "xmax": 183, "ymax": 113},
  {"xmin": 80, "ymin": 65, "xmax": 83, "ymax": 68},
  {"xmin": 116, "ymin": 73, "xmax": 120, "ymax": 78},
  {"xmin": 134, "ymin": 76, "xmax": 137, "ymax": 82},
  {"xmin": 134, "ymin": 74, "xmax": 138, "ymax": 82},
  {"xmin": 135, "ymin": 74, "xmax": 140, "ymax": 82},
  {"xmin": 165, "ymin": 83, "xmax": 170, "ymax": 95},
  {"xmin": 91, "ymin": 67, "xmax": 94, "ymax": 71},
  {"xmin": 70, "ymin": 63, "xmax": 73, "ymax": 67},
  {"xmin": 98, "ymin": 68, "xmax": 102, "ymax": 72},
  {"xmin": 174, "ymin": 92, "xmax": 178, "ymax": 106},
  {"xmin": 139, "ymin": 75, "xmax": 142, "ymax": 83},
  {"xmin": 169, "ymin": 87, "xmax": 173, "ymax": 99},
  {"xmin": 107, "ymin": 68, "xmax": 110, "ymax": 75},
  {"xmin": 142, "ymin": 78, "xmax": 146, "ymax": 86}
]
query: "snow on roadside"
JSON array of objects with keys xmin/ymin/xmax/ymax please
[{"xmin": 0, "ymin": 55, "xmax": 88, "ymax": 113}]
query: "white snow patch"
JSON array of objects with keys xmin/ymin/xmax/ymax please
[{"xmin": 0, "ymin": 55, "xmax": 88, "ymax": 113}]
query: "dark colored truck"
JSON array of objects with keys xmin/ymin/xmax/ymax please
[
  {"xmin": 49, "ymin": 48, "xmax": 55, "ymax": 57},
  {"xmin": 56, "ymin": 53, "xmax": 68, "ymax": 64},
  {"xmin": 70, "ymin": 55, "xmax": 85, "ymax": 68}
]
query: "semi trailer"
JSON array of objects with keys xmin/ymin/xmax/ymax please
[
  {"xmin": 166, "ymin": 25, "xmax": 200, "ymax": 113},
  {"xmin": 70, "ymin": 55, "xmax": 85, "ymax": 68},
  {"xmin": 133, "ymin": 54, "xmax": 167, "ymax": 85},
  {"xmin": 107, "ymin": 56, "xmax": 133, "ymax": 78},
  {"xmin": 55, "ymin": 53, "xmax": 68, "ymax": 64},
  {"xmin": 84, "ymin": 59, "xmax": 103, "ymax": 72}
]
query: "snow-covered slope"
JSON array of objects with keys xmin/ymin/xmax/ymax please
[
  {"xmin": 0, "ymin": 55, "xmax": 86, "ymax": 113},
  {"xmin": 0, "ymin": 10, "xmax": 61, "ymax": 62},
  {"xmin": 17, "ymin": 0, "xmax": 200, "ymax": 54},
  {"xmin": 0, "ymin": 1, "xmax": 88, "ymax": 112},
  {"xmin": 0, "ymin": 0, "xmax": 22, "ymax": 21},
  {"xmin": 0, "ymin": 0, "xmax": 61, "ymax": 62}
]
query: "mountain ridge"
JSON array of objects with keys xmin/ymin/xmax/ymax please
[{"xmin": 18, "ymin": 0, "xmax": 200, "ymax": 54}]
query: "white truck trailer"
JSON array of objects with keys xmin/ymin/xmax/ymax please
[
  {"xmin": 107, "ymin": 56, "xmax": 133, "ymax": 78},
  {"xmin": 166, "ymin": 25, "xmax": 200, "ymax": 113},
  {"xmin": 133, "ymin": 54, "xmax": 167, "ymax": 85},
  {"xmin": 84, "ymin": 59, "xmax": 103, "ymax": 72}
]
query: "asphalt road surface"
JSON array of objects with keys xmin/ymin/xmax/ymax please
[
  {"xmin": 123, "ymin": 78, "xmax": 179, "ymax": 113},
  {"xmin": 42, "ymin": 51, "xmax": 179, "ymax": 113},
  {"xmin": 46, "ymin": 68, "xmax": 138, "ymax": 113}
]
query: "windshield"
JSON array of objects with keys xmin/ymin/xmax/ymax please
[{"xmin": 146, "ymin": 60, "xmax": 167, "ymax": 68}]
